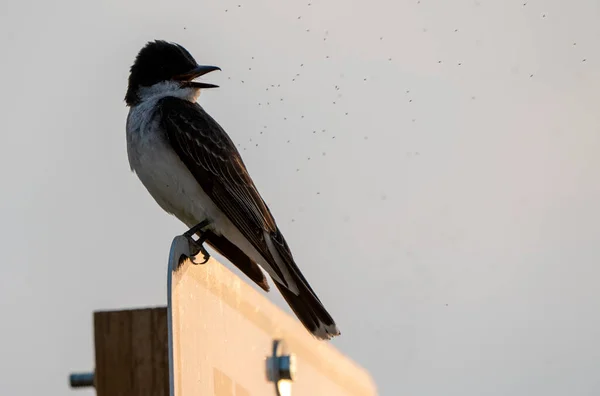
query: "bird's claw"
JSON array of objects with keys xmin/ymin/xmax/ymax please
[
  {"xmin": 183, "ymin": 219, "xmax": 211, "ymax": 265},
  {"xmin": 188, "ymin": 240, "xmax": 211, "ymax": 265}
]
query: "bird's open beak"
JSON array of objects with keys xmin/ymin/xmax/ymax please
[{"xmin": 174, "ymin": 65, "xmax": 221, "ymax": 89}]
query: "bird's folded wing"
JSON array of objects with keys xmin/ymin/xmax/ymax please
[{"xmin": 158, "ymin": 97, "xmax": 297, "ymax": 291}]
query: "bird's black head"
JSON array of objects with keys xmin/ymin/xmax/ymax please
[{"xmin": 125, "ymin": 40, "xmax": 220, "ymax": 106}]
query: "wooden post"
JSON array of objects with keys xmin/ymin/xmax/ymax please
[{"xmin": 93, "ymin": 308, "xmax": 169, "ymax": 396}]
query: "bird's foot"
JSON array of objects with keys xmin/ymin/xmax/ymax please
[{"xmin": 183, "ymin": 220, "xmax": 211, "ymax": 265}]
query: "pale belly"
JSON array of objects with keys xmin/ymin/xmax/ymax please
[{"xmin": 134, "ymin": 138, "xmax": 214, "ymax": 228}]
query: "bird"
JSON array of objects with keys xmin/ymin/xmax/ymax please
[{"xmin": 124, "ymin": 40, "xmax": 340, "ymax": 340}]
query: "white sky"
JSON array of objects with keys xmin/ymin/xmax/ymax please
[{"xmin": 1, "ymin": 0, "xmax": 599, "ymax": 395}]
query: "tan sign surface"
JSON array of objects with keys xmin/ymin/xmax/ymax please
[{"xmin": 170, "ymin": 248, "xmax": 377, "ymax": 396}]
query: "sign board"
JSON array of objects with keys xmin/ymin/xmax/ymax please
[{"xmin": 168, "ymin": 236, "xmax": 377, "ymax": 396}]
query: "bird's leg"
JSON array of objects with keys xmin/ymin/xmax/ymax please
[{"xmin": 183, "ymin": 220, "xmax": 211, "ymax": 265}]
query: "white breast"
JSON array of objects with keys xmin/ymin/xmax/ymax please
[{"xmin": 126, "ymin": 100, "xmax": 219, "ymax": 228}]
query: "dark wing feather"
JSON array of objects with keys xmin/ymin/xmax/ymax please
[
  {"xmin": 158, "ymin": 97, "xmax": 339, "ymax": 339},
  {"xmin": 158, "ymin": 97, "xmax": 289, "ymax": 287}
]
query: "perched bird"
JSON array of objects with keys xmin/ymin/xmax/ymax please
[{"xmin": 125, "ymin": 40, "xmax": 340, "ymax": 340}]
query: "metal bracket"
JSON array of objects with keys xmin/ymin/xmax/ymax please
[{"xmin": 266, "ymin": 339, "xmax": 296, "ymax": 396}]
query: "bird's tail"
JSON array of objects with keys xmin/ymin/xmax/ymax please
[{"xmin": 274, "ymin": 276, "xmax": 340, "ymax": 340}]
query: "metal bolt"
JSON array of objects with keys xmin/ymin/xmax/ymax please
[
  {"xmin": 69, "ymin": 372, "xmax": 94, "ymax": 388},
  {"xmin": 276, "ymin": 354, "xmax": 296, "ymax": 381},
  {"xmin": 266, "ymin": 340, "xmax": 296, "ymax": 396}
]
